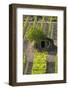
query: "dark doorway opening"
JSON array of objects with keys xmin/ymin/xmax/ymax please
[{"xmin": 41, "ymin": 41, "xmax": 45, "ymax": 49}]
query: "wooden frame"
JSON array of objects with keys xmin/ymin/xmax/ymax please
[{"xmin": 9, "ymin": 4, "xmax": 66, "ymax": 86}]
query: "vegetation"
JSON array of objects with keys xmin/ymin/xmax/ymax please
[
  {"xmin": 32, "ymin": 50, "xmax": 48, "ymax": 74},
  {"xmin": 24, "ymin": 16, "xmax": 46, "ymax": 42},
  {"xmin": 23, "ymin": 15, "xmax": 58, "ymax": 74},
  {"xmin": 23, "ymin": 16, "xmax": 29, "ymax": 37},
  {"xmin": 25, "ymin": 26, "xmax": 46, "ymax": 42},
  {"xmin": 47, "ymin": 16, "xmax": 53, "ymax": 38},
  {"xmin": 23, "ymin": 52, "xmax": 26, "ymax": 64},
  {"xmin": 47, "ymin": 16, "xmax": 57, "ymax": 39}
]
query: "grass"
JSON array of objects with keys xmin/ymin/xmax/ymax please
[
  {"xmin": 32, "ymin": 50, "xmax": 48, "ymax": 74},
  {"xmin": 23, "ymin": 52, "xmax": 27, "ymax": 64}
]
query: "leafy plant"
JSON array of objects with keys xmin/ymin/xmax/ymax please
[
  {"xmin": 24, "ymin": 16, "xmax": 46, "ymax": 42},
  {"xmin": 32, "ymin": 50, "xmax": 48, "ymax": 74}
]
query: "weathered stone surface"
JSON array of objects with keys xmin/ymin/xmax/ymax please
[
  {"xmin": 46, "ymin": 62, "xmax": 55, "ymax": 73},
  {"xmin": 26, "ymin": 62, "xmax": 33, "ymax": 74},
  {"xmin": 47, "ymin": 54, "xmax": 55, "ymax": 62},
  {"xmin": 26, "ymin": 42, "xmax": 34, "ymax": 62}
]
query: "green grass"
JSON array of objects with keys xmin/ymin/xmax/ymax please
[
  {"xmin": 23, "ymin": 52, "xmax": 27, "ymax": 64},
  {"xmin": 32, "ymin": 50, "xmax": 48, "ymax": 74}
]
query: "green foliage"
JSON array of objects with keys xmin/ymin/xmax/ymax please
[
  {"xmin": 41, "ymin": 16, "xmax": 45, "ymax": 29},
  {"xmin": 25, "ymin": 27, "xmax": 46, "ymax": 42},
  {"xmin": 25, "ymin": 16, "xmax": 46, "ymax": 42},
  {"xmin": 24, "ymin": 16, "xmax": 57, "ymax": 41},
  {"xmin": 32, "ymin": 50, "xmax": 48, "ymax": 74},
  {"xmin": 23, "ymin": 16, "xmax": 29, "ymax": 38},
  {"xmin": 24, "ymin": 16, "xmax": 29, "ymax": 29},
  {"xmin": 23, "ymin": 52, "xmax": 27, "ymax": 64},
  {"xmin": 33, "ymin": 16, "xmax": 37, "ymax": 30},
  {"xmin": 48, "ymin": 16, "xmax": 53, "ymax": 38},
  {"xmin": 47, "ymin": 16, "xmax": 57, "ymax": 38}
]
